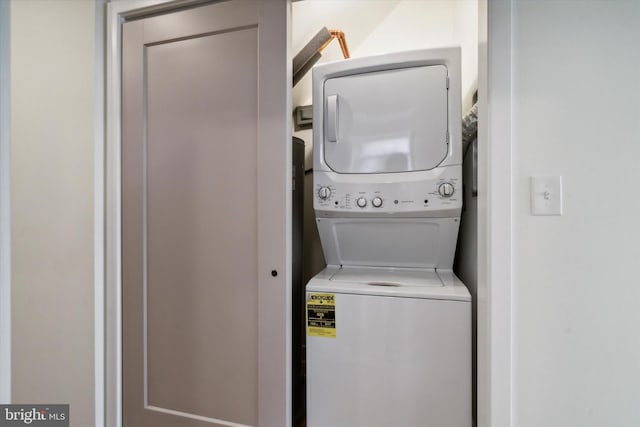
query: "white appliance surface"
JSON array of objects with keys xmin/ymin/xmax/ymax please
[
  {"xmin": 315, "ymin": 217, "xmax": 460, "ymax": 269},
  {"xmin": 311, "ymin": 48, "xmax": 463, "ymax": 270},
  {"xmin": 331, "ymin": 266, "xmax": 443, "ymax": 286},
  {"xmin": 307, "ymin": 48, "xmax": 470, "ymax": 427},
  {"xmin": 313, "ymin": 166, "xmax": 462, "ymax": 218},
  {"xmin": 308, "ymin": 265, "xmax": 471, "ymax": 301},
  {"xmin": 323, "ymin": 65, "xmax": 449, "ymax": 174},
  {"xmin": 313, "ymin": 47, "xmax": 463, "ymax": 174},
  {"xmin": 306, "ymin": 267, "xmax": 471, "ymax": 427}
]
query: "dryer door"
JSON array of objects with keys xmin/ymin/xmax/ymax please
[{"xmin": 323, "ymin": 65, "xmax": 449, "ymax": 174}]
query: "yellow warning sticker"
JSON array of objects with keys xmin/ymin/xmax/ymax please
[{"xmin": 307, "ymin": 293, "xmax": 336, "ymax": 338}]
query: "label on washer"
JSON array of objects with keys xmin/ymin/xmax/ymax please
[{"xmin": 307, "ymin": 293, "xmax": 336, "ymax": 338}]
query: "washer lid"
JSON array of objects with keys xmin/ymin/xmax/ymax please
[
  {"xmin": 323, "ymin": 65, "xmax": 449, "ymax": 174},
  {"xmin": 329, "ymin": 266, "xmax": 443, "ymax": 287},
  {"xmin": 308, "ymin": 266, "xmax": 470, "ymax": 301}
]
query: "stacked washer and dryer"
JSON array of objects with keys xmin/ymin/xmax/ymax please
[{"xmin": 305, "ymin": 47, "xmax": 472, "ymax": 427}]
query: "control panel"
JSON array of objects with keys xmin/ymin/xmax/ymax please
[{"xmin": 314, "ymin": 167, "xmax": 462, "ymax": 217}]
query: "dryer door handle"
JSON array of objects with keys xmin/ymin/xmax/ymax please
[{"xmin": 327, "ymin": 94, "xmax": 338, "ymax": 143}]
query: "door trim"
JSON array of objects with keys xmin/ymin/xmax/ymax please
[
  {"xmin": 0, "ymin": 0, "xmax": 11, "ymax": 405},
  {"xmin": 105, "ymin": 1, "xmax": 292, "ymax": 426},
  {"xmin": 95, "ymin": 1, "xmax": 106, "ymax": 425},
  {"xmin": 477, "ymin": 1, "xmax": 513, "ymax": 426}
]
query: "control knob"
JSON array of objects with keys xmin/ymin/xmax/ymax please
[
  {"xmin": 372, "ymin": 196, "xmax": 383, "ymax": 208},
  {"xmin": 318, "ymin": 186, "xmax": 331, "ymax": 200},
  {"xmin": 438, "ymin": 182, "xmax": 455, "ymax": 197},
  {"xmin": 356, "ymin": 197, "xmax": 367, "ymax": 208}
]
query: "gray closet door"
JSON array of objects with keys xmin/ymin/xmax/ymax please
[{"xmin": 121, "ymin": 1, "xmax": 290, "ymax": 426}]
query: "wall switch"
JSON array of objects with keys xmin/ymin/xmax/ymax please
[{"xmin": 530, "ymin": 176, "xmax": 563, "ymax": 216}]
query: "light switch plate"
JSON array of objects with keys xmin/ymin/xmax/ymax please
[{"xmin": 530, "ymin": 176, "xmax": 563, "ymax": 216}]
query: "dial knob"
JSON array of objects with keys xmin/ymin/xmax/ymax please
[
  {"xmin": 438, "ymin": 182, "xmax": 455, "ymax": 197},
  {"xmin": 356, "ymin": 197, "xmax": 367, "ymax": 208},
  {"xmin": 318, "ymin": 186, "xmax": 331, "ymax": 200},
  {"xmin": 372, "ymin": 196, "xmax": 383, "ymax": 208}
]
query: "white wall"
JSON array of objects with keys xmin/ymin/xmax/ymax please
[
  {"xmin": 10, "ymin": 1, "xmax": 96, "ymax": 426},
  {"xmin": 511, "ymin": 1, "xmax": 640, "ymax": 426}
]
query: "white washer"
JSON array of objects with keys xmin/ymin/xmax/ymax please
[
  {"xmin": 306, "ymin": 47, "xmax": 471, "ymax": 427},
  {"xmin": 306, "ymin": 266, "xmax": 470, "ymax": 427}
]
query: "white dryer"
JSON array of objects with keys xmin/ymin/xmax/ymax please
[{"xmin": 306, "ymin": 47, "xmax": 471, "ymax": 427}]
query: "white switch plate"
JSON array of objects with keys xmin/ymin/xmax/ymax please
[{"xmin": 530, "ymin": 176, "xmax": 563, "ymax": 215}]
